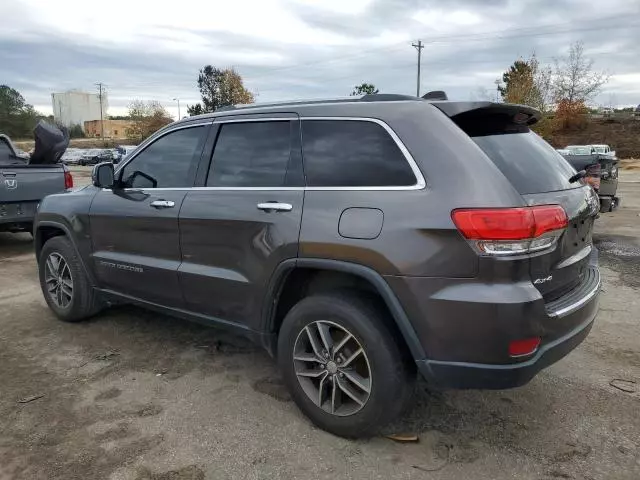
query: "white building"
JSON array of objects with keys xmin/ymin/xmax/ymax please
[{"xmin": 51, "ymin": 90, "xmax": 107, "ymax": 131}]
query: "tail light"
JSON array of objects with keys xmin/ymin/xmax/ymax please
[
  {"xmin": 451, "ymin": 205, "xmax": 567, "ymax": 255},
  {"xmin": 64, "ymin": 169, "xmax": 74, "ymax": 189},
  {"xmin": 610, "ymin": 165, "xmax": 619, "ymax": 179}
]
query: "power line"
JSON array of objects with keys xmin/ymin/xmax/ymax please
[
  {"xmin": 250, "ymin": 47, "xmax": 629, "ymax": 96},
  {"xmin": 243, "ymin": 16, "xmax": 637, "ymax": 81},
  {"xmin": 249, "ymin": 36, "xmax": 635, "ymax": 98}
]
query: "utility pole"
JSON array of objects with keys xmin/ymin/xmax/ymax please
[
  {"xmin": 412, "ymin": 40, "xmax": 424, "ymax": 97},
  {"xmin": 95, "ymin": 82, "xmax": 105, "ymax": 139},
  {"xmin": 173, "ymin": 98, "xmax": 181, "ymax": 119}
]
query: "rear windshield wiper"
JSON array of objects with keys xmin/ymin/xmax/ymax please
[{"xmin": 569, "ymin": 170, "xmax": 587, "ymax": 183}]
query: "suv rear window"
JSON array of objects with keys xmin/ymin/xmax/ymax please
[{"xmin": 472, "ymin": 132, "xmax": 577, "ymax": 194}]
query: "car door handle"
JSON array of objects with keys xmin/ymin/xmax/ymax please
[
  {"xmin": 150, "ymin": 200, "xmax": 175, "ymax": 209},
  {"xmin": 257, "ymin": 202, "xmax": 293, "ymax": 212}
]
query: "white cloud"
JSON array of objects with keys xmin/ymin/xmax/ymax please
[
  {"xmin": 2, "ymin": 0, "xmax": 639, "ymax": 114},
  {"xmin": 11, "ymin": 0, "xmax": 352, "ymax": 47},
  {"xmin": 412, "ymin": 9, "xmax": 483, "ymax": 31}
]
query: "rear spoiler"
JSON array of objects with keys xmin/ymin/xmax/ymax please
[
  {"xmin": 432, "ymin": 102, "xmax": 541, "ymax": 124},
  {"xmin": 431, "ymin": 102, "xmax": 542, "ymax": 136}
]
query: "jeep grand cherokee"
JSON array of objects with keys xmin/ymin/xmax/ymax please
[{"xmin": 34, "ymin": 94, "xmax": 600, "ymax": 437}]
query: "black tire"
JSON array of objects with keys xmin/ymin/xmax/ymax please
[
  {"xmin": 277, "ymin": 291, "xmax": 415, "ymax": 438},
  {"xmin": 38, "ymin": 236, "xmax": 100, "ymax": 322}
]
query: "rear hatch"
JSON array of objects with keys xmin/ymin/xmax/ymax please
[{"xmin": 438, "ymin": 103, "xmax": 598, "ymax": 303}]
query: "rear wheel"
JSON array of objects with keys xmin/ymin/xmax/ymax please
[
  {"xmin": 38, "ymin": 236, "xmax": 100, "ymax": 322},
  {"xmin": 278, "ymin": 292, "xmax": 414, "ymax": 437}
]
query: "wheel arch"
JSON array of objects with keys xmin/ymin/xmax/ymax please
[
  {"xmin": 261, "ymin": 258, "xmax": 426, "ymax": 362},
  {"xmin": 35, "ymin": 221, "xmax": 97, "ymax": 286}
]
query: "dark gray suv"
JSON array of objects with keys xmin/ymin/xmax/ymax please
[{"xmin": 34, "ymin": 94, "xmax": 601, "ymax": 437}]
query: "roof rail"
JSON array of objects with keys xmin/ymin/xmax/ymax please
[
  {"xmin": 215, "ymin": 93, "xmax": 427, "ymax": 112},
  {"xmin": 216, "ymin": 97, "xmax": 360, "ymax": 112},
  {"xmin": 359, "ymin": 94, "xmax": 419, "ymax": 102}
]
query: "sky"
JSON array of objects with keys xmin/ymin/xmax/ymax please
[{"xmin": 2, "ymin": 0, "xmax": 639, "ymax": 119}]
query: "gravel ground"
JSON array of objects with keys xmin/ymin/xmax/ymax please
[{"xmin": 0, "ymin": 172, "xmax": 638, "ymax": 480}]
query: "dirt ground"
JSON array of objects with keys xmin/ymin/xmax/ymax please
[{"xmin": 1, "ymin": 174, "xmax": 639, "ymax": 480}]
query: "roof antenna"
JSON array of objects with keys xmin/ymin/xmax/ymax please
[{"xmin": 422, "ymin": 91, "xmax": 448, "ymax": 101}]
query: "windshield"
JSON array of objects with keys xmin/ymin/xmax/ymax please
[
  {"xmin": 593, "ymin": 146, "xmax": 606, "ymax": 153},
  {"xmin": 473, "ymin": 131, "xmax": 578, "ymax": 194},
  {"xmin": 566, "ymin": 146, "xmax": 593, "ymax": 155}
]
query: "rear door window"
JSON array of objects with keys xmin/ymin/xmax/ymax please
[
  {"xmin": 472, "ymin": 132, "xmax": 577, "ymax": 194},
  {"xmin": 301, "ymin": 120, "xmax": 417, "ymax": 187},
  {"xmin": 207, "ymin": 121, "xmax": 294, "ymax": 187}
]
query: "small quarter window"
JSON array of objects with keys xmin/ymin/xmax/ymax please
[{"xmin": 301, "ymin": 120, "xmax": 416, "ymax": 187}]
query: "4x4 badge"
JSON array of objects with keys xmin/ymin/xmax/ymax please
[{"xmin": 534, "ymin": 275, "xmax": 553, "ymax": 284}]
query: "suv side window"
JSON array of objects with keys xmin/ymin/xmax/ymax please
[
  {"xmin": 207, "ymin": 121, "xmax": 294, "ymax": 187},
  {"xmin": 120, "ymin": 126, "xmax": 206, "ymax": 188},
  {"xmin": 301, "ymin": 120, "xmax": 416, "ymax": 187}
]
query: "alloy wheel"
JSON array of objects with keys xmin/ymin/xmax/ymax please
[
  {"xmin": 293, "ymin": 320, "xmax": 372, "ymax": 416},
  {"xmin": 44, "ymin": 252, "xmax": 73, "ymax": 308}
]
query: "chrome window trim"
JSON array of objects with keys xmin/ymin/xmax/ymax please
[
  {"xmin": 299, "ymin": 117, "xmax": 426, "ymax": 191},
  {"xmin": 210, "ymin": 99, "xmax": 415, "ymax": 116},
  {"xmin": 114, "ymin": 121, "xmax": 213, "ymax": 175},
  {"xmin": 102, "ymin": 187, "xmax": 305, "ymax": 192},
  {"xmin": 108, "ymin": 116, "xmax": 427, "ymax": 192}
]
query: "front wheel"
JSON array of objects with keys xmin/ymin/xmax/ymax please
[
  {"xmin": 38, "ymin": 236, "xmax": 100, "ymax": 322},
  {"xmin": 277, "ymin": 292, "xmax": 415, "ymax": 438}
]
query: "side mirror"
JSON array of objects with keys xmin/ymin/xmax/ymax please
[{"xmin": 92, "ymin": 162, "xmax": 115, "ymax": 188}]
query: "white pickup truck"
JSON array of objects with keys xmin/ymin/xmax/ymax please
[
  {"xmin": 0, "ymin": 123, "xmax": 73, "ymax": 234},
  {"xmin": 590, "ymin": 144, "xmax": 616, "ymax": 157}
]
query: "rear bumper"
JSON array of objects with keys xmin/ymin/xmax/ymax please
[
  {"xmin": 0, "ymin": 201, "xmax": 37, "ymax": 230},
  {"xmin": 416, "ymin": 311, "xmax": 596, "ymax": 389},
  {"xmin": 385, "ymin": 265, "xmax": 600, "ymax": 390}
]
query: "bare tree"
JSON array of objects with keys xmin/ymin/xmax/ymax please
[
  {"xmin": 553, "ymin": 41, "xmax": 609, "ymax": 103},
  {"xmin": 530, "ymin": 56, "xmax": 555, "ymax": 111}
]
